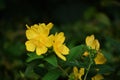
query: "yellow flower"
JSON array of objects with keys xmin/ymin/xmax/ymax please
[
  {"xmin": 83, "ymin": 34, "xmax": 100, "ymax": 56},
  {"xmin": 91, "ymin": 74, "xmax": 104, "ymax": 80},
  {"xmin": 85, "ymin": 35, "xmax": 100, "ymax": 50},
  {"xmin": 73, "ymin": 66, "xmax": 85, "ymax": 80},
  {"xmin": 53, "ymin": 32, "xmax": 69, "ymax": 61},
  {"xmin": 94, "ymin": 52, "xmax": 107, "ymax": 64},
  {"xmin": 83, "ymin": 34, "xmax": 107, "ymax": 64},
  {"xmin": 25, "ymin": 23, "xmax": 54, "ymax": 55}
]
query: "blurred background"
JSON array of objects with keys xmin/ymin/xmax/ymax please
[{"xmin": 0, "ymin": 0, "xmax": 120, "ymax": 80}]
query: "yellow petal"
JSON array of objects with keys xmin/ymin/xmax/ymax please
[
  {"xmin": 37, "ymin": 34, "xmax": 53, "ymax": 47},
  {"xmin": 25, "ymin": 41, "xmax": 35, "ymax": 52},
  {"xmin": 36, "ymin": 46, "xmax": 48, "ymax": 55},
  {"xmin": 91, "ymin": 39, "xmax": 100, "ymax": 50},
  {"xmin": 41, "ymin": 23, "xmax": 50, "ymax": 35},
  {"xmin": 78, "ymin": 68, "xmax": 85, "ymax": 80},
  {"xmin": 45, "ymin": 34, "xmax": 54, "ymax": 47},
  {"xmin": 60, "ymin": 44, "xmax": 69, "ymax": 55},
  {"xmin": 94, "ymin": 53, "xmax": 107, "ymax": 64},
  {"xmin": 42, "ymin": 29, "xmax": 49, "ymax": 36},
  {"xmin": 73, "ymin": 67, "xmax": 79, "ymax": 78},
  {"xmin": 86, "ymin": 35, "xmax": 95, "ymax": 47},
  {"xmin": 47, "ymin": 22, "xmax": 53, "ymax": 30},
  {"xmin": 55, "ymin": 32, "xmax": 65, "ymax": 44},
  {"xmin": 55, "ymin": 51, "xmax": 66, "ymax": 61},
  {"xmin": 39, "ymin": 35, "xmax": 48, "ymax": 45},
  {"xmin": 53, "ymin": 44, "xmax": 66, "ymax": 61},
  {"xmin": 91, "ymin": 74, "xmax": 104, "ymax": 80},
  {"xmin": 31, "ymin": 24, "xmax": 39, "ymax": 29},
  {"xmin": 26, "ymin": 28, "xmax": 38, "ymax": 40},
  {"xmin": 38, "ymin": 23, "xmax": 53, "ymax": 36},
  {"xmin": 79, "ymin": 68, "xmax": 85, "ymax": 75},
  {"xmin": 92, "ymin": 39, "xmax": 100, "ymax": 50},
  {"xmin": 53, "ymin": 42, "xmax": 69, "ymax": 61},
  {"xmin": 39, "ymin": 23, "xmax": 46, "ymax": 29}
]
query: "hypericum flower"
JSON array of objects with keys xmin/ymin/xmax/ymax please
[
  {"xmin": 85, "ymin": 35, "xmax": 100, "ymax": 50},
  {"xmin": 91, "ymin": 74, "xmax": 104, "ymax": 80},
  {"xmin": 53, "ymin": 32, "xmax": 69, "ymax": 61},
  {"xmin": 25, "ymin": 23, "xmax": 54, "ymax": 55},
  {"xmin": 73, "ymin": 66, "xmax": 85, "ymax": 80},
  {"xmin": 83, "ymin": 35, "xmax": 100, "ymax": 57},
  {"xmin": 83, "ymin": 34, "xmax": 106, "ymax": 64},
  {"xmin": 94, "ymin": 52, "xmax": 106, "ymax": 64}
]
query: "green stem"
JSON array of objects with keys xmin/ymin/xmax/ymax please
[
  {"xmin": 58, "ymin": 65, "xmax": 69, "ymax": 77},
  {"xmin": 83, "ymin": 61, "xmax": 92, "ymax": 80},
  {"xmin": 83, "ymin": 56, "xmax": 93, "ymax": 80}
]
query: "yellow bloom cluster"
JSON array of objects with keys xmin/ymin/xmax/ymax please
[
  {"xmin": 83, "ymin": 35, "xmax": 106, "ymax": 64},
  {"xmin": 25, "ymin": 23, "xmax": 53, "ymax": 55},
  {"xmin": 73, "ymin": 67, "xmax": 104, "ymax": 80},
  {"xmin": 73, "ymin": 66, "xmax": 84, "ymax": 80},
  {"xmin": 25, "ymin": 23, "xmax": 69, "ymax": 61}
]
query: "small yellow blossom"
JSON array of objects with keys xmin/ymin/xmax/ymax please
[
  {"xmin": 73, "ymin": 66, "xmax": 85, "ymax": 80},
  {"xmin": 91, "ymin": 74, "xmax": 104, "ymax": 80},
  {"xmin": 83, "ymin": 34, "xmax": 106, "ymax": 64},
  {"xmin": 53, "ymin": 32, "xmax": 69, "ymax": 61},
  {"xmin": 25, "ymin": 23, "xmax": 54, "ymax": 55},
  {"xmin": 94, "ymin": 52, "xmax": 107, "ymax": 64},
  {"xmin": 85, "ymin": 35, "xmax": 100, "ymax": 50}
]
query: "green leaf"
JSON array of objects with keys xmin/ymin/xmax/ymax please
[
  {"xmin": 42, "ymin": 69, "xmax": 61, "ymax": 80},
  {"xmin": 96, "ymin": 13, "xmax": 111, "ymax": 26},
  {"xmin": 25, "ymin": 63, "xmax": 39, "ymax": 79},
  {"xmin": 4, "ymin": 42, "xmax": 25, "ymax": 57},
  {"xmin": 26, "ymin": 53, "xmax": 44, "ymax": 62},
  {"xmin": 84, "ymin": 7, "xmax": 96, "ymax": 20},
  {"xmin": 67, "ymin": 45, "xmax": 87, "ymax": 61},
  {"xmin": 44, "ymin": 55, "xmax": 58, "ymax": 67},
  {"xmin": 97, "ymin": 65, "xmax": 114, "ymax": 74}
]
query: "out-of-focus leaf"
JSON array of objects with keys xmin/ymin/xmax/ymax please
[
  {"xmin": 26, "ymin": 53, "xmax": 44, "ymax": 62},
  {"xmin": 102, "ymin": 50, "xmax": 112, "ymax": 63},
  {"xmin": 44, "ymin": 55, "xmax": 58, "ymax": 67},
  {"xmin": 97, "ymin": 65, "xmax": 114, "ymax": 74},
  {"xmin": 84, "ymin": 7, "xmax": 96, "ymax": 20},
  {"xmin": 101, "ymin": 0, "xmax": 115, "ymax": 6},
  {"xmin": 25, "ymin": 63, "xmax": 39, "ymax": 79},
  {"xmin": 4, "ymin": 42, "xmax": 25, "ymax": 57},
  {"xmin": 84, "ymin": 23, "xmax": 99, "ymax": 32},
  {"xmin": 96, "ymin": 13, "xmax": 111, "ymax": 26},
  {"xmin": 42, "ymin": 69, "xmax": 61, "ymax": 80}
]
